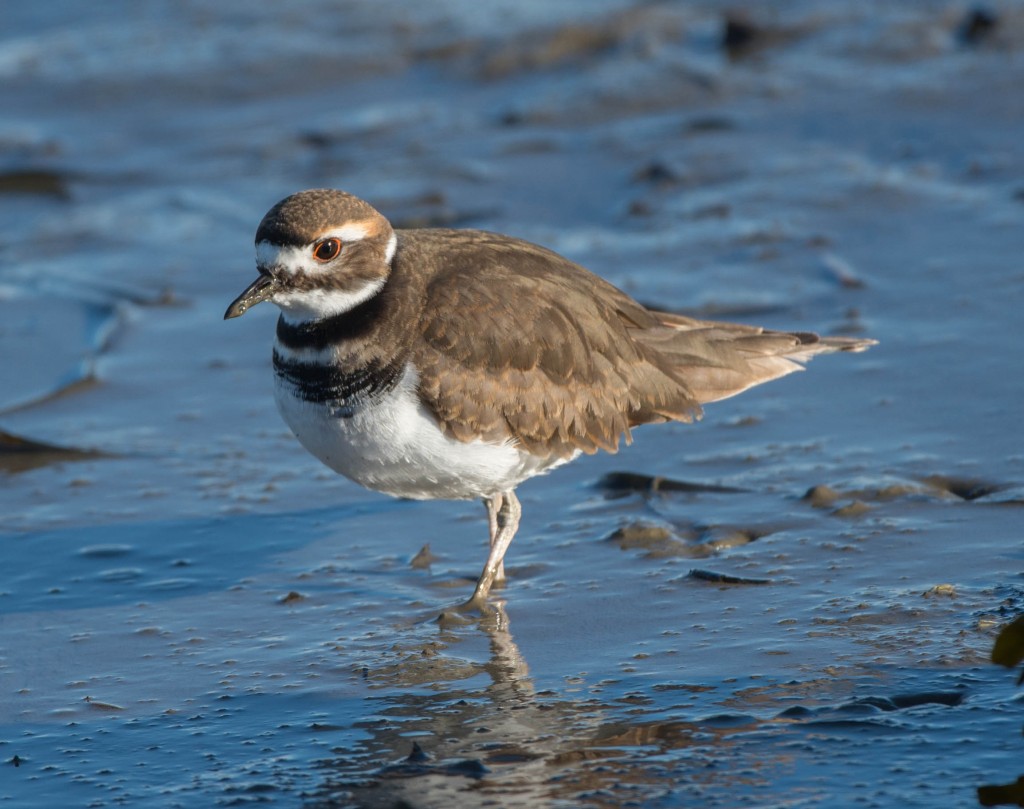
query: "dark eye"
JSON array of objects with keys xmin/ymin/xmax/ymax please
[{"xmin": 312, "ymin": 238, "xmax": 342, "ymax": 262}]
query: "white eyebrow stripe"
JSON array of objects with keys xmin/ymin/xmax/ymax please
[{"xmin": 321, "ymin": 222, "xmax": 371, "ymax": 243}]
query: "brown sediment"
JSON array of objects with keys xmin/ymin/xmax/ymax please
[
  {"xmin": 410, "ymin": 543, "xmax": 438, "ymax": 569},
  {"xmin": 921, "ymin": 475, "xmax": 1005, "ymax": 501},
  {"xmin": 687, "ymin": 569, "xmax": 770, "ymax": 585},
  {"xmin": 0, "ymin": 168, "xmax": 72, "ymax": 198},
  {"xmin": 598, "ymin": 471, "xmax": 747, "ymax": 497},
  {"xmin": 606, "ymin": 521, "xmax": 703, "ymax": 559},
  {"xmin": 832, "ymin": 500, "xmax": 872, "ymax": 518},
  {"xmin": 0, "ymin": 429, "xmax": 105, "ymax": 473},
  {"xmin": 803, "ymin": 484, "xmax": 842, "ymax": 508}
]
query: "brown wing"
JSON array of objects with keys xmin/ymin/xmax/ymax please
[{"xmin": 406, "ymin": 230, "xmax": 702, "ymax": 459}]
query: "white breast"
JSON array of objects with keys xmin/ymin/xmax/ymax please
[{"xmin": 273, "ymin": 363, "xmax": 574, "ymax": 500}]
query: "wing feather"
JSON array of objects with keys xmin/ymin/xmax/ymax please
[{"xmin": 406, "ymin": 230, "xmax": 700, "ymax": 459}]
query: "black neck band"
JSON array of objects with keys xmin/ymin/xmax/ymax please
[{"xmin": 275, "ymin": 292, "xmax": 384, "ymax": 352}]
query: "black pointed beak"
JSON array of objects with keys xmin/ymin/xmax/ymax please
[{"xmin": 224, "ymin": 273, "xmax": 277, "ymax": 319}]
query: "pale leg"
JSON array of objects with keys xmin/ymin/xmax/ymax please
[
  {"xmin": 483, "ymin": 494, "xmax": 507, "ymax": 584},
  {"xmin": 469, "ymin": 490, "xmax": 521, "ymax": 603}
]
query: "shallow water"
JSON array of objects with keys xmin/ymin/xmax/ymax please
[{"xmin": 3, "ymin": 1, "xmax": 1024, "ymax": 806}]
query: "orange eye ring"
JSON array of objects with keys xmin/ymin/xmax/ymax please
[{"xmin": 312, "ymin": 238, "xmax": 342, "ymax": 262}]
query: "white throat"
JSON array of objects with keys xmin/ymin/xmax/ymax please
[{"xmin": 276, "ymin": 278, "xmax": 385, "ymax": 324}]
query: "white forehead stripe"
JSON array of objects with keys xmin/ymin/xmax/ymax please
[{"xmin": 256, "ymin": 242, "xmax": 306, "ymax": 274}]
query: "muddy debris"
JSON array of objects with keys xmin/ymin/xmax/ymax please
[
  {"xmin": 607, "ymin": 521, "xmax": 673, "ymax": 547},
  {"xmin": 832, "ymin": 500, "xmax": 872, "ymax": 519},
  {"xmin": 867, "ymin": 483, "xmax": 922, "ymax": 500},
  {"xmin": 627, "ymin": 199, "xmax": 654, "ymax": 217},
  {"xmin": 0, "ymin": 429, "xmax": 104, "ymax": 473},
  {"xmin": 632, "ymin": 160, "xmax": 679, "ymax": 186},
  {"xmin": 821, "ymin": 253, "xmax": 868, "ymax": 289},
  {"xmin": 606, "ymin": 521, "xmax": 704, "ymax": 559},
  {"xmin": 382, "ymin": 191, "xmax": 496, "ymax": 230},
  {"xmin": 859, "ymin": 691, "xmax": 965, "ymax": 710},
  {"xmin": 419, "ymin": 4, "xmax": 693, "ymax": 83},
  {"xmin": 698, "ymin": 525, "xmax": 771, "ymax": 550},
  {"xmin": 83, "ymin": 696, "xmax": 125, "ymax": 712},
  {"xmin": 684, "ymin": 116, "xmax": 737, "ymax": 135},
  {"xmin": 422, "ymin": 10, "xmax": 641, "ymax": 79},
  {"xmin": 803, "ymin": 484, "xmax": 842, "ymax": 508},
  {"xmin": 0, "ymin": 168, "xmax": 72, "ymax": 198},
  {"xmin": 378, "ymin": 751, "xmax": 489, "ymax": 780},
  {"xmin": 389, "ymin": 206, "xmax": 491, "ymax": 229},
  {"xmin": 722, "ymin": 12, "xmax": 809, "ymax": 60},
  {"xmin": 687, "ymin": 569, "xmax": 770, "ymax": 586},
  {"xmin": 480, "ymin": 21, "xmax": 622, "ymax": 79},
  {"xmin": 722, "ymin": 14, "xmax": 761, "ymax": 58},
  {"xmin": 958, "ymin": 7, "xmax": 999, "ymax": 46},
  {"xmin": 606, "ymin": 521, "xmax": 767, "ymax": 559},
  {"xmin": 978, "ymin": 776, "xmax": 1024, "ymax": 807},
  {"xmin": 804, "ymin": 476, "xmax": 1011, "ymax": 509},
  {"xmin": 921, "ymin": 475, "xmax": 1005, "ymax": 501},
  {"xmin": 419, "ymin": 20, "xmax": 621, "ymax": 78},
  {"xmin": 779, "ymin": 690, "xmax": 967, "ymax": 724},
  {"xmin": 597, "ymin": 471, "xmax": 747, "ymax": 498},
  {"xmin": 409, "ymin": 544, "xmax": 438, "ymax": 569}
]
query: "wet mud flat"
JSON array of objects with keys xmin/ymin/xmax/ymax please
[{"xmin": 3, "ymin": 1, "xmax": 1024, "ymax": 807}]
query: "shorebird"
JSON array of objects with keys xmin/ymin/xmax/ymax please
[{"xmin": 225, "ymin": 189, "xmax": 874, "ymax": 604}]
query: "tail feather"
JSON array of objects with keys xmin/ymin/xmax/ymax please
[{"xmin": 636, "ymin": 311, "xmax": 876, "ymax": 405}]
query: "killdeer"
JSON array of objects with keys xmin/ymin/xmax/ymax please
[{"xmin": 225, "ymin": 189, "xmax": 874, "ymax": 604}]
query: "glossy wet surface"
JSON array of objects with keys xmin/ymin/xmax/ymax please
[{"xmin": 2, "ymin": 2, "xmax": 1024, "ymax": 806}]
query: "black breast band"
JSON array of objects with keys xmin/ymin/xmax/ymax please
[{"xmin": 273, "ymin": 352, "xmax": 404, "ymax": 407}]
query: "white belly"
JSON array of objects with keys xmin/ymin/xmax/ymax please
[{"xmin": 273, "ymin": 363, "xmax": 573, "ymax": 500}]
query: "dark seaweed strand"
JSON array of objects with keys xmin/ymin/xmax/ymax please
[
  {"xmin": 275, "ymin": 293, "xmax": 384, "ymax": 352},
  {"xmin": 273, "ymin": 352, "xmax": 404, "ymax": 405}
]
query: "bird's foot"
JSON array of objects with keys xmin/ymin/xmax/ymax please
[
  {"xmin": 435, "ymin": 594, "xmax": 508, "ymax": 630},
  {"xmin": 436, "ymin": 597, "xmax": 488, "ymax": 627}
]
